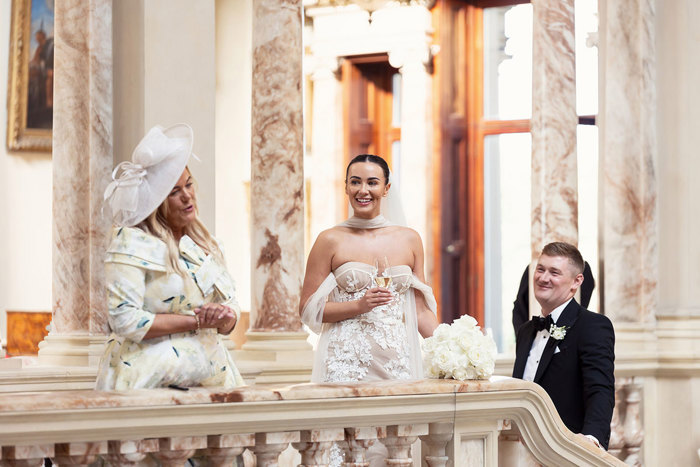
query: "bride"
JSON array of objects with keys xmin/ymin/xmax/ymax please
[{"xmin": 299, "ymin": 154, "xmax": 439, "ymax": 384}]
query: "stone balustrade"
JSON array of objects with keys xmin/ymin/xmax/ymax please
[
  {"xmin": 609, "ymin": 378, "xmax": 644, "ymax": 466},
  {"xmin": 494, "ymin": 356, "xmax": 647, "ymax": 466},
  {"xmin": 0, "ymin": 378, "xmax": 626, "ymax": 466}
]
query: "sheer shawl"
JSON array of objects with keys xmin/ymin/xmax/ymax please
[
  {"xmin": 336, "ymin": 214, "xmax": 393, "ymax": 230},
  {"xmin": 301, "ymin": 214, "xmax": 394, "ymax": 335}
]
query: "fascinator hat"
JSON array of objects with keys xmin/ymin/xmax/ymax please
[{"xmin": 104, "ymin": 123, "xmax": 197, "ymax": 227}]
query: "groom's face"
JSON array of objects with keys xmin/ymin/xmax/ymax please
[{"xmin": 533, "ymin": 254, "xmax": 583, "ymax": 314}]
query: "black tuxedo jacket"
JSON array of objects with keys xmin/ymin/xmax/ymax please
[{"xmin": 512, "ymin": 299, "xmax": 615, "ymax": 449}]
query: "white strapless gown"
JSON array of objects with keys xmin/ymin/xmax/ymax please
[{"xmin": 319, "ymin": 262, "xmax": 428, "ymax": 466}]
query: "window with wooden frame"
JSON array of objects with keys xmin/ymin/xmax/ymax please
[
  {"xmin": 436, "ymin": 0, "xmax": 532, "ymax": 332},
  {"xmin": 435, "ymin": 0, "xmax": 599, "ymax": 352}
]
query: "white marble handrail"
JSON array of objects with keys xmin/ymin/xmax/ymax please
[{"xmin": 0, "ymin": 377, "xmax": 626, "ymax": 466}]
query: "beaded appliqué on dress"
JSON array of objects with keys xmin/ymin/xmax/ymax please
[{"xmin": 324, "ymin": 283, "xmax": 411, "ymax": 383}]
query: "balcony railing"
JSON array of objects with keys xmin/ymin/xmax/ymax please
[{"xmin": 0, "ymin": 377, "xmax": 626, "ymax": 466}]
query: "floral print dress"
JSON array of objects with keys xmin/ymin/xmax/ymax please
[{"xmin": 95, "ymin": 226, "xmax": 244, "ymax": 390}]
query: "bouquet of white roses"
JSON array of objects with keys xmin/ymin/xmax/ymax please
[{"xmin": 422, "ymin": 314, "xmax": 497, "ymax": 381}]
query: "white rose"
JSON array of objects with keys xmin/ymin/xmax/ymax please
[
  {"xmin": 425, "ymin": 362, "xmax": 441, "ymax": 378},
  {"xmin": 473, "ymin": 337, "xmax": 497, "ymax": 378},
  {"xmin": 455, "ymin": 329, "xmax": 476, "ymax": 352},
  {"xmin": 481, "ymin": 359, "xmax": 495, "ymax": 378},
  {"xmin": 434, "ymin": 340, "xmax": 452, "ymax": 357},
  {"xmin": 452, "ymin": 366, "xmax": 468, "ymax": 380},
  {"xmin": 464, "ymin": 365, "xmax": 478, "ymax": 380},
  {"xmin": 433, "ymin": 323, "xmax": 452, "ymax": 340},
  {"xmin": 467, "ymin": 345, "xmax": 489, "ymax": 370},
  {"xmin": 422, "ymin": 336, "xmax": 437, "ymax": 354},
  {"xmin": 433, "ymin": 350, "xmax": 452, "ymax": 372},
  {"xmin": 453, "ymin": 314, "xmax": 478, "ymax": 330},
  {"xmin": 454, "ymin": 352, "xmax": 469, "ymax": 369}
]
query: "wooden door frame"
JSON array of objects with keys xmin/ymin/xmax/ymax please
[
  {"xmin": 434, "ymin": 0, "xmax": 531, "ymax": 325},
  {"xmin": 342, "ymin": 54, "xmax": 401, "ymax": 218}
]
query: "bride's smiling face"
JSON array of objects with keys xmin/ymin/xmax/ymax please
[{"xmin": 345, "ymin": 162, "xmax": 390, "ymax": 218}]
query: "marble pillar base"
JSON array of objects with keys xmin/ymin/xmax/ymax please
[
  {"xmin": 655, "ymin": 313, "xmax": 700, "ymax": 374},
  {"xmin": 613, "ymin": 322, "xmax": 659, "ymax": 362},
  {"xmin": 234, "ymin": 331, "xmax": 313, "ymax": 385},
  {"xmin": 37, "ymin": 333, "xmax": 108, "ymax": 367},
  {"xmin": 0, "ymin": 358, "xmax": 24, "ymax": 370}
]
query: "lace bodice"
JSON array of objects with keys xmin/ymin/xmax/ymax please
[{"xmin": 323, "ymin": 262, "xmax": 414, "ymax": 383}]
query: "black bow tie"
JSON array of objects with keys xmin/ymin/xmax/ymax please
[{"xmin": 531, "ymin": 315, "xmax": 553, "ymax": 332}]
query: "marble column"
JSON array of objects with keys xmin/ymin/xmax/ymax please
[
  {"xmin": 599, "ymin": 0, "xmax": 656, "ymax": 324},
  {"xmin": 389, "ymin": 33, "xmax": 433, "ymax": 257},
  {"xmin": 309, "ymin": 55, "xmax": 343, "ymax": 243},
  {"xmin": 237, "ymin": 0, "xmax": 312, "ymax": 384},
  {"xmin": 530, "ymin": 0, "xmax": 578, "ymax": 253},
  {"xmin": 529, "ymin": 0, "xmax": 578, "ymax": 318},
  {"xmin": 38, "ymin": 0, "xmax": 113, "ymax": 366}
]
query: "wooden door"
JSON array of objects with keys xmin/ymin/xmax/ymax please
[
  {"xmin": 436, "ymin": 1, "xmax": 483, "ymax": 324},
  {"xmin": 343, "ymin": 55, "xmax": 400, "ymax": 171}
]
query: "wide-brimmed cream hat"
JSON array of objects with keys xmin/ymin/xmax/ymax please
[{"xmin": 104, "ymin": 123, "xmax": 196, "ymax": 227}]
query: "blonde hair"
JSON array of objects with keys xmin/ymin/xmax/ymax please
[{"xmin": 137, "ymin": 171, "xmax": 223, "ymax": 276}]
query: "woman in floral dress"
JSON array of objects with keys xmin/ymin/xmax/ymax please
[{"xmin": 95, "ymin": 124, "xmax": 243, "ymax": 390}]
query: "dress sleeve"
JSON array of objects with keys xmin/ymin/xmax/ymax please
[
  {"xmin": 400, "ymin": 275, "xmax": 438, "ymax": 379},
  {"xmin": 214, "ymin": 241, "xmax": 241, "ymax": 321},
  {"xmin": 105, "ymin": 260, "xmax": 155, "ymax": 343},
  {"xmin": 300, "ymin": 273, "xmax": 338, "ymax": 334},
  {"xmin": 187, "ymin": 237, "xmax": 241, "ymax": 321},
  {"xmin": 219, "ymin": 271, "xmax": 241, "ymax": 322},
  {"xmin": 410, "ymin": 275, "xmax": 437, "ymax": 315}
]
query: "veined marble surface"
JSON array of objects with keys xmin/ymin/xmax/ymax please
[
  {"xmin": 0, "ymin": 377, "xmax": 526, "ymax": 411},
  {"xmin": 600, "ymin": 0, "xmax": 657, "ymax": 323},
  {"xmin": 530, "ymin": 0, "xmax": 579, "ymax": 254},
  {"xmin": 52, "ymin": 0, "xmax": 113, "ymax": 335},
  {"xmin": 250, "ymin": 0, "xmax": 304, "ymax": 332}
]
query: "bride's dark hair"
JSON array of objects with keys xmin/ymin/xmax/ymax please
[{"xmin": 345, "ymin": 154, "xmax": 390, "ymax": 184}]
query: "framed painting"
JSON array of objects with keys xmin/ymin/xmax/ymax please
[{"xmin": 6, "ymin": 0, "xmax": 54, "ymax": 152}]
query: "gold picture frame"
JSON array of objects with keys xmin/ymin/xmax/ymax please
[{"xmin": 6, "ymin": 0, "xmax": 54, "ymax": 152}]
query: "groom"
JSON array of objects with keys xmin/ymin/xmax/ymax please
[{"xmin": 512, "ymin": 242, "xmax": 615, "ymax": 449}]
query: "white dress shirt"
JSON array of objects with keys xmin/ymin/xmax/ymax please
[{"xmin": 522, "ymin": 298, "xmax": 572, "ymax": 382}]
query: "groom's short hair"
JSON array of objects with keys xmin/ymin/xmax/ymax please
[{"xmin": 541, "ymin": 242, "xmax": 584, "ymax": 275}]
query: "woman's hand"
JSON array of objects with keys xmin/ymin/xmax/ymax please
[
  {"xmin": 356, "ymin": 287, "xmax": 393, "ymax": 315},
  {"xmin": 195, "ymin": 303, "xmax": 237, "ymax": 334}
]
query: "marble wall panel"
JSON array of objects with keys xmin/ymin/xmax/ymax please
[
  {"xmin": 52, "ymin": 0, "xmax": 112, "ymax": 335},
  {"xmin": 250, "ymin": 0, "xmax": 304, "ymax": 332},
  {"xmin": 599, "ymin": 0, "xmax": 657, "ymax": 323},
  {"xmin": 530, "ymin": 0, "xmax": 578, "ymax": 255}
]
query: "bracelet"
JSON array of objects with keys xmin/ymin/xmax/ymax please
[{"xmin": 194, "ymin": 314, "xmax": 201, "ymax": 332}]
